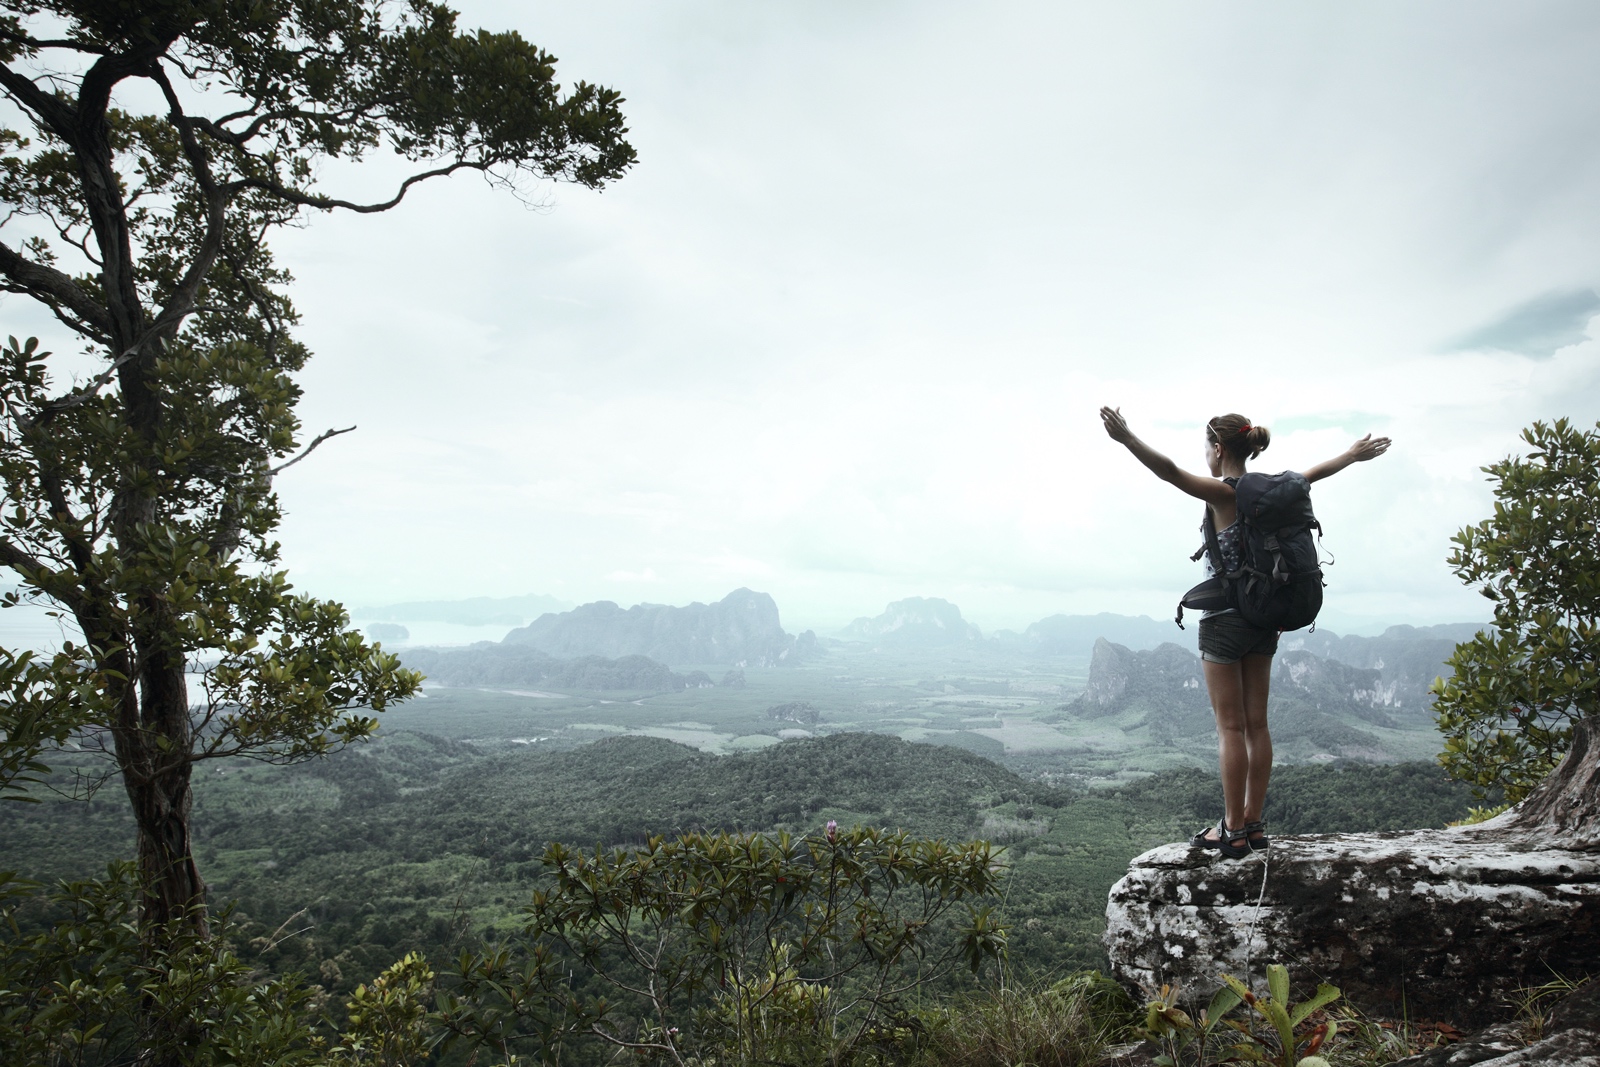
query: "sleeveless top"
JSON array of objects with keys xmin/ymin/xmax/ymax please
[
  {"xmin": 1206, "ymin": 518, "xmax": 1245, "ymax": 577},
  {"xmin": 1201, "ymin": 491, "xmax": 1244, "ymax": 618}
]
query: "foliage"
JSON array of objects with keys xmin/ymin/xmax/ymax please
[
  {"xmin": 1448, "ymin": 802, "xmax": 1511, "ymax": 827},
  {"xmin": 0, "ymin": 864, "xmax": 326, "ymax": 1067},
  {"xmin": 1318, "ymin": 1006, "xmax": 1454, "ymax": 1067},
  {"xmin": 1140, "ymin": 965, "xmax": 1339, "ymax": 1067},
  {"xmin": 1433, "ymin": 419, "xmax": 1600, "ymax": 799},
  {"xmin": 5, "ymin": 826, "xmax": 1009, "ymax": 1067},
  {"xmin": 1112, "ymin": 761, "xmax": 1490, "ymax": 837},
  {"xmin": 0, "ymin": 644, "xmax": 93, "ymax": 800},
  {"xmin": 331, "ymin": 953, "xmax": 438, "ymax": 1066},
  {"xmin": 1139, "ymin": 981, "xmax": 1245, "ymax": 1067},
  {"xmin": 1, "ymin": 731, "xmax": 1494, "ymax": 995},
  {"xmin": 911, "ymin": 972, "xmax": 1132, "ymax": 1067},
  {"xmin": 440, "ymin": 827, "xmax": 1008, "ymax": 1064},
  {"xmin": 1219, "ymin": 965, "xmax": 1339, "ymax": 1067}
]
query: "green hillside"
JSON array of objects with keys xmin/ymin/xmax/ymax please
[{"xmin": 2, "ymin": 729, "xmax": 1484, "ymax": 1003}]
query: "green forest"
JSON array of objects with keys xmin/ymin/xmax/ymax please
[{"xmin": 3, "ymin": 730, "xmax": 1485, "ymax": 998}]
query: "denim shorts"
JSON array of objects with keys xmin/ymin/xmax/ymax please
[{"xmin": 1198, "ymin": 612, "xmax": 1280, "ymax": 664}]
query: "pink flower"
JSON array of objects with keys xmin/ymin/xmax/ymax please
[{"xmin": 826, "ymin": 820, "xmax": 838, "ymax": 842}]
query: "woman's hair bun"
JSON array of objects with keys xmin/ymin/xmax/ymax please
[
  {"xmin": 1245, "ymin": 424, "xmax": 1271, "ymax": 459},
  {"xmin": 1209, "ymin": 413, "xmax": 1270, "ymax": 460}
]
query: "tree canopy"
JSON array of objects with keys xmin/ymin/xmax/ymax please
[
  {"xmin": 0, "ymin": 0, "xmax": 636, "ymax": 940},
  {"xmin": 1433, "ymin": 418, "xmax": 1600, "ymax": 800}
]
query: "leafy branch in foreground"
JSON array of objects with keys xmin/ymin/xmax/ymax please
[{"xmin": 1139, "ymin": 964, "xmax": 1338, "ymax": 1067}]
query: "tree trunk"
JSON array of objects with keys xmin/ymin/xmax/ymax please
[
  {"xmin": 116, "ymin": 652, "xmax": 207, "ymax": 936},
  {"xmin": 1505, "ymin": 714, "xmax": 1600, "ymax": 850},
  {"xmin": 123, "ymin": 756, "xmax": 206, "ymax": 935}
]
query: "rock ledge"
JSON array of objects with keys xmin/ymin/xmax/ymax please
[{"xmin": 1105, "ymin": 719, "xmax": 1600, "ymax": 1024}]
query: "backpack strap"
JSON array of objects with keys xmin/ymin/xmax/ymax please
[
  {"xmin": 1178, "ymin": 478, "xmax": 1242, "ymax": 629},
  {"xmin": 1201, "ymin": 477, "xmax": 1241, "ymax": 576},
  {"xmin": 1202, "ymin": 506, "xmax": 1228, "ymax": 575}
]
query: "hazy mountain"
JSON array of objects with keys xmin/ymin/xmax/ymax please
[
  {"xmin": 502, "ymin": 588, "xmax": 819, "ymax": 667},
  {"xmin": 1280, "ymin": 622, "xmax": 1485, "ymax": 712},
  {"xmin": 364, "ymin": 622, "xmax": 410, "ymax": 641},
  {"xmin": 1062, "ymin": 638, "xmax": 1212, "ymax": 733},
  {"xmin": 402, "ymin": 644, "xmax": 714, "ymax": 692},
  {"xmin": 991, "ymin": 612, "xmax": 1176, "ymax": 656},
  {"xmin": 839, "ymin": 597, "xmax": 982, "ymax": 647},
  {"xmin": 1053, "ymin": 636, "xmax": 1421, "ymax": 757},
  {"xmin": 356, "ymin": 593, "xmax": 573, "ymax": 626}
]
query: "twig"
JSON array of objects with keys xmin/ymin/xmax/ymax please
[
  {"xmin": 32, "ymin": 346, "xmax": 141, "ymax": 421},
  {"xmin": 1243, "ymin": 851, "xmax": 1270, "ymax": 990},
  {"xmin": 269, "ymin": 426, "xmax": 355, "ymax": 475}
]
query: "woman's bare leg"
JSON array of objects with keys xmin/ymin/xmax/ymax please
[
  {"xmin": 1239, "ymin": 652, "xmax": 1274, "ymax": 831},
  {"xmin": 1202, "ymin": 658, "xmax": 1248, "ymax": 835}
]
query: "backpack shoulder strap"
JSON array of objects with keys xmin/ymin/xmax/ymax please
[
  {"xmin": 1191, "ymin": 477, "xmax": 1239, "ymax": 570},
  {"xmin": 1201, "ymin": 504, "xmax": 1227, "ymax": 574}
]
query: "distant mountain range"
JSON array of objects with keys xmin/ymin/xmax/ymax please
[
  {"xmin": 1279, "ymin": 623, "xmax": 1483, "ymax": 710},
  {"xmin": 1053, "ymin": 636, "xmax": 1439, "ymax": 757},
  {"xmin": 382, "ymin": 586, "xmax": 1484, "ymax": 714},
  {"xmin": 503, "ymin": 588, "xmax": 820, "ymax": 667},
  {"xmin": 838, "ymin": 597, "xmax": 982, "ymax": 647},
  {"xmin": 991, "ymin": 612, "xmax": 1174, "ymax": 657}
]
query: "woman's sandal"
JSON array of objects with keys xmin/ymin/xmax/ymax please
[
  {"xmin": 1189, "ymin": 816, "xmax": 1251, "ymax": 860},
  {"xmin": 1244, "ymin": 819, "xmax": 1270, "ymax": 852}
]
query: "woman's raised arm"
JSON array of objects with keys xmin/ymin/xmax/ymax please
[
  {"xmin": 1302, "ymin": 433, "xmax": 1392, "ymax": 483},
  {"xmin": 1100, "ymin": 406, "xmax": 1234, "ymax": 506}
]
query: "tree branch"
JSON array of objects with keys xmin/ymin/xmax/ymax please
[
  {"xmin": 0, "ymin": 62, "xmax": 78, "ymax": 137},
  {"xmin": 0, "ymin": 535, "xmax": 86, "ymax": 614},
  {"xmin": 270, "ymin": 426, "xmax": 355, "ymax": 476},
  {"xmin": 0, "ymin": 240, "xmax": 113, "ymax": 339},
  {"xmin": 146, "ymin": 62, "xmax": 228, "ymax": 343},
  {"xmin": 33, "ymin": 346, "xmax": 141, "ymax": 422},
  {"xmin": 0, "ymin": 27, "xmax": 111, "ymax": 57},
  {"xmin": 228, "ymin": 159, "xmax": 487, "ymax": 214}
]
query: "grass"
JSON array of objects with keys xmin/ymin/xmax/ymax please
[
  {"xmin": 911, "ymin": 974, "xmax": 1134, "ymax": 1067},
  {"xmin": 1508, "ymin": 971, "xmax": 1590, "ymax": 1045}
]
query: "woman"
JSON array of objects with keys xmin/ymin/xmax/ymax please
[{"xmin": 1098, "ymin": 407, "xmax": 1391, "ymax": 858}]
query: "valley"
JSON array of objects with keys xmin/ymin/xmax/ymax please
[
  {"xmin": 387, "ymin": 623, "xmax": 1456, "ymax": 783},
  {"xmin": 1, "ymin": 592, "xmax": 1493, "ymax": 1026}
]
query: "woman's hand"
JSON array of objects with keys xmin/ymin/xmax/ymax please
[
  {"xmin": 1101, "ymin": 405, "xmax": 1235, "ymax": 506},
  {"xmin": 1346, "ymin": 434, "xmax": 1392, "ymax": 462},
  {"xmin": 1304, "ymin": 432, "xmax": 1392, "ymax": 482},
  {"xmin": 1100, "ymin": 405, "xmax": 1134, "ymax": 444}
]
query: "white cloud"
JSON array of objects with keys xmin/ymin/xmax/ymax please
[
  {"xmin": 605, "ymin": 568, "xmax": 661, "ymax": 584},
  {"xmin": 259, "ymin": 1, "xmax": 1600, "ymax": 635}
]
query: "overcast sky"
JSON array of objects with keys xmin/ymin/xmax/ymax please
[{"xmin": 244, "ymin": 1, "xmax": 1600, "ymax": 636}]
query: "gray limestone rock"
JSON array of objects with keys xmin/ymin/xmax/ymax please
[
  {"xmin": 1104, "ymin": 718, "xmax": 1600, "ymax": 1026},
  {"xmin": 503, "ymin": 588, "xmax": 816, "ymax": 667},
  {"xmin": 839, "ymin": 597, "xmax": 982, "ymax": 648}
]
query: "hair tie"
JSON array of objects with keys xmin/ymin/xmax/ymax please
[{"xmin": 1238, "ymin": 423, "xmax": 1252, "ymax": 433}]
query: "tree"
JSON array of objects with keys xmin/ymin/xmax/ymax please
[
  {"xmin": 438, "ymin": 828, "xmax": 1009, "ymax": 1065},
  {"xmin": 1433, "ymin": 418, "xmax": 1600, "ymax": 801},
  {"xmin": 0, "ymin": 0, "xmax": 635, "ymax": 941}
]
